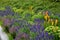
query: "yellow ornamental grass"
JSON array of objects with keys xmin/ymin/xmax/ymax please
[
  {"xmin": 52, "ymin": 26, "xmax": 59, "ymax": 32},
  {"xmin": 45, "ymin": 26, "xmax": 54, "ymax": 31},
  {"xmin": 50, "ymin": 26, "xmax": 56, "ymax": 32}
]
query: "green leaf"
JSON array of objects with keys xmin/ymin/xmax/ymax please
[
  {"xmin": 0, "ymin": 20, "xmax": 3, "ymax": 25},
  {"xmin": 8, "ymin": 34, "xmax": 13, "ymax": 40},
  {"xmin": 30, "ymin": 31, "xmax": 37, "ymax": 39}
]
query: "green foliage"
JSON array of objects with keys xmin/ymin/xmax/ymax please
[
  {"xmin": 13, "ymin": 22, "xmax": 20, "ymax": 26},
  {"xmin": 30, "ymin": 31, "xmax": 37, "ymax": 39},
  {"xmin": 0, "ymin": 0, "xmax": 60, "ymax": 40},
  {"xmin": 0, "ymin": 7, "xmax": 5, "ymax": 10},
  {"xmin": 0, "ymin": 0, "xmax": 60, "ymax": 13},
  {"xmin": 19, "ymin": 27, "xmax": 30, "ymax": 34},
  {"xmin": 45, "ymin": 26, "xmax": 60, "ymax": 37},
  {"xmin": 28, "ymin": 21, "xmax": 34, "ymax": 25},
  {"xmin": 13, "ymin": 7, "xmax": 24, "ymax": 13},
  {"xmin": 50, "ymin": 14, "xmax": 59, "ymax": 19},
  {"xmin": 0, "ymin": 20, "xmax": 3, "ymax": 25},
  {"xmin": 31, "ymin": 12, "xmax": 44, "ymax": 21},
  {"xmin": 8, "ymin": 33, "xmax": 13, "ymax": 40},
  {"xmin": 3, "ymin": 26, "xmax": 9, "ymax": 33}
]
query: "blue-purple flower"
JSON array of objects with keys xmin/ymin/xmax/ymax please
[
  {"xmin": 30, "ymin": 24, "xmax": 44, "ymax": 33},
  {"xmin": 35, "ymin": 31, "xmax": 54, "ymax": 40}
]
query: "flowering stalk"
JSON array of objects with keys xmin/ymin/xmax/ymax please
[
  {"xmin": 44, "ymin": 11, "xmax": 50, "ymax": 21},
  {"xmin": 55, "ymin": 19, "xmax": 58, "ymax": 26}
]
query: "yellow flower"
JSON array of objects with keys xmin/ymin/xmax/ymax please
[
  {"xmin": 50, "ymin": 19, "xmax": 54, "ymax": 25},
  {"xmin": 44, "ymin": 11, "xmax": 50, "ymax": 21},
  {"xmin": 44, "ymin": 15, "xmax": 50, "ymax": 21},
  {"xmin": 55, "ymin": 19, "xmax": 58, "ymax": 25},
  {"xmin": 48, "ymin": 19, "xmax": 50, "ymax": 23},
  {"xmin": 44, "ymin": 16, "xmax": 47, "ymax": 21},
  {"xmin": 52, "ymin": 21, "xmax": 54, "ymax": 25},
  {"xmin": 47, "ymin": 16, "xmax": 50, "ymax": 19}
]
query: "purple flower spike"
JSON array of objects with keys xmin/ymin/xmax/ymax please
[
  {"xmin": 14, "ymin": 26, "xmax": 20, "ymax": 32},
  {"xmin": 35, "ymin": 36, "xmax": 40, "ymax": 40},
  {"xmin": 34, "ymin": 18, "xmax": 44, "ymax": 23},
  {"xmin": 35, "ymin": 31, "xmax": 54, "ymax": 40},
  {"xmin": 45, "ymin": 32, "xmax": 49, "ymax": 37}
]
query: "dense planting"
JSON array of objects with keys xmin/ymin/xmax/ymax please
[{"xmin": 0, "ymin": 0, "xmax": 60, "ymax": 40}]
